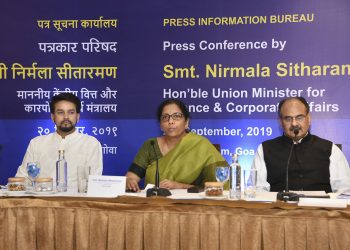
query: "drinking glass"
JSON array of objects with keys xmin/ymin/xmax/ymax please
[
  {"xmin": 244, "ymin": 169, "xmax": 257, "ymax": 198},
  {"xmin": 215, "ymin": 166, "xmax": 230, "ymax": 184},
  {"xmin": 27, "ymin": 162, "xmax": 41, "ymax": 189},
  {"xmin": 77, "ymin": 165, "xmax": 91, "ymax": 193}
]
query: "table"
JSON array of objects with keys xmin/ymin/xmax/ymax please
[{"xmin": 1, "ymin": 195, "xmax": 350, "ymax": 250}]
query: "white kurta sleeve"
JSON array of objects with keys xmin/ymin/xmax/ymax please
[
  {"xmin": 87, "ymin": 139, "xmax": 103, "ymax": 175},
  {"xmin": 329, "ymin": 144, "xmax": 350, "ymax": 193},
  {"xmin": 251, "ymin": 144, "xmax": 270, "ymax": 192}
]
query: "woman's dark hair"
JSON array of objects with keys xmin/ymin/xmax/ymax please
[
  {"xmin": 49, "ymin": 92, "xmax": 81, "ymax": 114},
  {"xmin": 157, "ymin": 99, "xmax": 190, "ymax": 122},
  {"xmin": 278, "ymin": 96, "xmax": 309, "ymax": 117}
]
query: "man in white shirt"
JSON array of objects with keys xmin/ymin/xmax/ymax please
[
  {"xmin": 16, "ymin": 93, "xmax": 103, "ymax": 189},
  {"xmin": 251, "ymin": 97, "xmax": 350, "ymax": 193}
]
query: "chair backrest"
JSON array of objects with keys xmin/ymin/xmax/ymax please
[
  {"xmin": 212, "ymin": 144, "xmax": 221, "ymax": 152},
  {"xmin": 335, "ymin": 144, "xmax": 342, "ymax": 151}
]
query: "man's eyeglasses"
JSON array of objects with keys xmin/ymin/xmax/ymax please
[
  {"xmin": 282, "ymin": 114, "xmax": 306, "ymax": 123},
  {"xmin": 160, "ymin": 112, "xmax": 184, "ymax": 122}
]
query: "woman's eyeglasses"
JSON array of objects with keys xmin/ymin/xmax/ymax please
[{"xmin": 160, "ymin": 112, "xmax": 184, "ymax": 122}]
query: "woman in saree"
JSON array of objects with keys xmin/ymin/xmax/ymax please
[{"xmin": 126, "ymin": 99, "xmax": 227, "ymax": 191}]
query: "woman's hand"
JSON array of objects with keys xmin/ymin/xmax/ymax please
[
  {"xmin": 126, "ymin": 171, "xmax": 141, "ymax": 192},
  {"xmin": 160, "ymin": 179, "xmax": 193, "ymax": 189}
]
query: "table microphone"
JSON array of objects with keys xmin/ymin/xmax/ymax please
[
  {"xmin": 146, "ymin": 140, "xmax": 171, "ymax": 197},
  {"xmin": 277, "ymin": 127, "xmax": 301, "ymax": 202}
]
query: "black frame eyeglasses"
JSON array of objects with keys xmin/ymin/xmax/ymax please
[{"xmin": 160, "ymin": 112, "xmax": 184, "ymax": 122}]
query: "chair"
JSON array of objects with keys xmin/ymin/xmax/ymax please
[{"xmin": 212, "ymin": 144, "xmax": 221, "ymax": 152}]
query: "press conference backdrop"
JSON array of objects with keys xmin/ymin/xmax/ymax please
[{"xmin": 1, "ymin": 1, "xmax": 350, "ymax": 184}]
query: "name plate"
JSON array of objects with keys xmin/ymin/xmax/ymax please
[{"xmin": 87, "ymin": 175, "xmax": 126, "ymax": 197}]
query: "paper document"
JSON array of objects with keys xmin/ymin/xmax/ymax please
[
  {"xmin": 243, "ymin": 192, "xmax": 277, "ymax": 202},
  {"xmin": 336, "ymin": 189, "xmax": 350, "ymax": 199},
  {"xmin": 298, "ymin": 198, "xmax": 347, "ymax": 208},
  {"xmin": 291, "ymin": 190, "xmax": 327, "ymax": 196}
]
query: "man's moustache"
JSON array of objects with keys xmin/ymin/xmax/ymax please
[
  {"xmin": 289, "ymin": 125, "xmax": 301, "ymax": 132},
  {"xmin": 61, "ymin": 120, "xmax": 72, "ymax": 126}
]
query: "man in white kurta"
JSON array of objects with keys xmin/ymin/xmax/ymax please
[
  {"xmin": 16, "ymin": 93, "xmax": 103, "ymax": 189},
  {"xmin": 16, "ymin": 130, "xmax": 103, "ymax": 189}
]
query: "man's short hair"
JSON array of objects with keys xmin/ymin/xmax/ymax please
[
  {"xmin": 278, "ymin": 96, "xmax": 310, "ymax": 117},
  {"xmin": 49, "ymin": 93, "xmax": 81, "ymax": 114}
]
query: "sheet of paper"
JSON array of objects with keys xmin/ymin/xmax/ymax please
[
  {"xmin": 291, "ymin": 190, "xmax": 327, "ymax": 196},
  {"xmin": 298, "ymin": 198, "xmax": 348, "ymax": 208},
  {"xmin": 242, "ymin": 191, "xmax": 277, "ymax": 202},
  {"xmin": 337, "ymin": 189, "xmax": 350, "ymax": 200},
  {"xmin": 168, "ymin": 189, "xmax": 203, "ymax": 199}
]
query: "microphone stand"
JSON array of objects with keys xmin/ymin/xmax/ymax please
[
  {"xmin": 146, "ymin": 141, "xmax": 171, "ymax": 197},
  {"xmin": 277, "ymin": 128, "xmax": 301, "ymax": 202}
]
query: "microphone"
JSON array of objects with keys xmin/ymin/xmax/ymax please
[
  {"xmin": 292, "ymin": 126, "xmax": 300, "ymax": 141},
  {"xmin": 146, "ymin": 140, "xmax": 171, "ymax": 197},
  {"xmin": 277, "ymin": 127, "xmax": 301, "ymax": 201}
]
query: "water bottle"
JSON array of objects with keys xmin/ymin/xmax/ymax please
[
  {"xmin": 56, "ymin": 150, "xmax": 67, "ymax": 192},
  {"xmin": 229, "ymin": 153, "xmax": 241, "ymax": 199}
]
